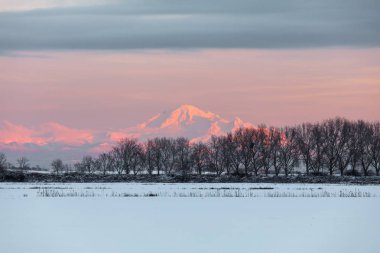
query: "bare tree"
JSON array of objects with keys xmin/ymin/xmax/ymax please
[
  {"xmin": 370, "ymin": 122, "xmax": 380, "ymax": 176},
  {"xmin": 17, "ymin": 157, "xmax": 29, "ymax": 171},
  {"xmin": 113, "ymin": 138, "xmax": 143, "ymax": 175},
  {"xmin": 233, "ymin": 128, "xmax": 258, "ymax": 176},
  {"xmin": 97, "ymin": 153, "xmax": 115, "ymax": 175},
  {"xmin": 348, "ymin": 122, "xmax": 361, "ymax": 175},
  {"xmin": 80, "ymin": 155, "xmax": 95, "ymax": 174},
  {"xmin": 295, "ymin": 123, "xmax": 313, "ymax": 175},
  {"xmin": 113, "ymin": 140, "xmax": 126, "ymax": 175},
  {"xmin": 145, "ymin": 138, "xmax": 170, "ymax": 175},
  {"xmin": 145, "ymin": 140, "xmax": 156, "ymax": 175},
  {"xmin": 74, "ymin": 162, "xmax": 84, "ymax": 174},
  {"xmin": 335, "ymin": 121, "xmax": 352, "ymax": 176},
  {"xmin": 154, "ymin": 138, "xmax": 168, "ymax": 175},
  {"xmin": 0, "ymin": 153, "xmax": 7, "ymax": 173},
  {"xmin": 321, "ymin": 118, "xmax": 343, "ymax": 176},
  {"xmin": 250, "ymin": 129, "xmax": 263, "ymax": 177},
  {"xmin": 356, "ymin": 121, "xmax": 374, "ymax": 176},
  {"xmin": 51, "ymin": 159, "xmax": 64, "ymax": 175},
  {"xmin": 132, "ymin": 146, "xmax": 145, "ymax": 175},
  {"xmin": 160, "ymin": 138, "xmax": 177, "ymax": 175},
  {"xmin": 208, "ymin": 135, "xmax": 224, "ymax": 175},
  {"xmin": 224, "ymin": 132, "xmax": 241, "ymax": 175},
  {"xmin": 111, "ymin": 149, "xmax": 124, "ymax": 175},
  {"xmin": 63, "ymin": 164, "xmax": 71, "ymax": 174},
  {"xmin": 310, "ymin": 124, "xmax": 325, "ymax": 174},
  {"xmin": 219, "ymin": 134, "xmax": 236, "ymax": 175},
  {"xmin": 278, "ymin": 127, "xmax": 299, "ymax": 177},
  {"xmin": 191, "ymin": 142, "xmax": 210, "ymax": 175},
  {"xmin": 175, "ymin": 137, "xmax": 191, "ymax": 175},
  {"xmin": 269, "ymin": 127, "xmax": 282, "ymax": 176},
  {"xmin": 257, "ymin": 126, "xmax": 271, "ymax": 176}
]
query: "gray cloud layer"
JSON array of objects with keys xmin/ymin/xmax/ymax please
[{"xmin": 0, "ymin": 0, "xmax": 379, "ymax": 51}]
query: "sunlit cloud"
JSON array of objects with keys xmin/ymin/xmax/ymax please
[
  {"xmin": 89, "ymin": 142, "xmax": 113, "ymax": 154},
  {"xmin": 0, "ymin": 121, "xmax": 47, "ymax": 145},
  {"xmin": 40, "ymin": 122, "xmax": 94, "ymax": 145},
  {"xmin": 0, "ymin": 121, "xmax": 94, "ymax": 146}
]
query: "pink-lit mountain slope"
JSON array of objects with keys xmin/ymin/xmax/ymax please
[{"xmin": 109, "ymin": 104, "xmax": 254, "ymax": 142}]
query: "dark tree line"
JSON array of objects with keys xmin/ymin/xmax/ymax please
[
  {"xmin": 0, "ymin": 155, "xmax": 46, "ymax": 173},
  {"xmin": 65, "ymin": 118, "xmax": 380, "ymax": 177},
  {"xmin": 1, "ymin": 117, "xmax": 379, "ymax": 177}
]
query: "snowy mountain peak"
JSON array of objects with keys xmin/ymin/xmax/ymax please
[
  {"xmin": 138, "ymin": 104, "xmax": 227, "ymax": 130},
  {"xmin": 233, "ymin": 116, "xmax": 254, "ymax": 130},
  {"xmin": 160, "ymin": 104, "xmax": 226, "ymax": 128},
  {"xmin": 111, "ymin": 105, "xmax": 253, "ymax": 142}
]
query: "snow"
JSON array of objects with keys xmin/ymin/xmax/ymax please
[
  {"xmin": 0, "ymin": 183, "xmax": 379, "ymax": 253},
  {"xmin": 110, "ymin": 104, "xmax": 253, "ymax": 143},
  {"xmin": 1, "ymin": 182, "xmax": 379, "ymax": 198}
]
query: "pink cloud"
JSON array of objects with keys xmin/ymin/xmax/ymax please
[
  {"xmin": 109, "ymin": 131, "xmax": 139, "ymax": 142},
  {"xmin": 0, "ymin": 121, "xmax": 46, "ymax": 145},
  {"xmin": 0, "ymin": 121, "xmax": 94, "ymax": 147},
  {"xmin": 41, "ymin": 122, "xmax": 94, "ymax": 145},
  {"xmin": 89, "ymin": 142, "xmax": 114, "ymax": 154}
]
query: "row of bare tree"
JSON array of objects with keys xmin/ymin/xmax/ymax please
[
  {"xmin": 2, "ymin": 118, "xmax": 378, "ymax": 177},
  {"xmin": 58, "ymin": 118, "xmax": 379, "ymax": 177},
  {"xmin": 0, "ymin": 155, "xmax": 46, "ymax": 173}
]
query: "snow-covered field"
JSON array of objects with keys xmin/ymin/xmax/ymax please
[
  {"xmin": 1, "ymin": 182, "xmax": 380, "ymax": 198},
  {"xmin": 1, "ymin": 183, "xmax": 379, "ymax": 253}
]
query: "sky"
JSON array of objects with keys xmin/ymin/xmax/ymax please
[{"xmin": 0, "ymin": 0, "xmax": 379, "ymax": 166}]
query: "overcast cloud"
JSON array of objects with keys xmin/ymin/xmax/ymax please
[{"xmin": 0, "ymin": 0, "xmax": 379, "ymax": 51}]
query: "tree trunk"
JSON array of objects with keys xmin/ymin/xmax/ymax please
[
  {"xmin": 235, "ymin": 165, "xmax": 239, "ymax": 175},
  {"xmin": 329, "ymin": 165, "xmax": 333, "ymax": 176}
]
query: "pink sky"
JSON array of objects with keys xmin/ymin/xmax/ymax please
[
  {"xmin": 1, "ymin": 48, "xmax": 379, "ymax": 130},
  {"xmin": 1, "ymin": 48, "xmax": 380, "ymax": 165}
]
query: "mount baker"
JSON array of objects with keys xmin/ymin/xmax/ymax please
[{"xmin": 109, "ymin": 104, "xmax": 253, "ymax": 143}]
